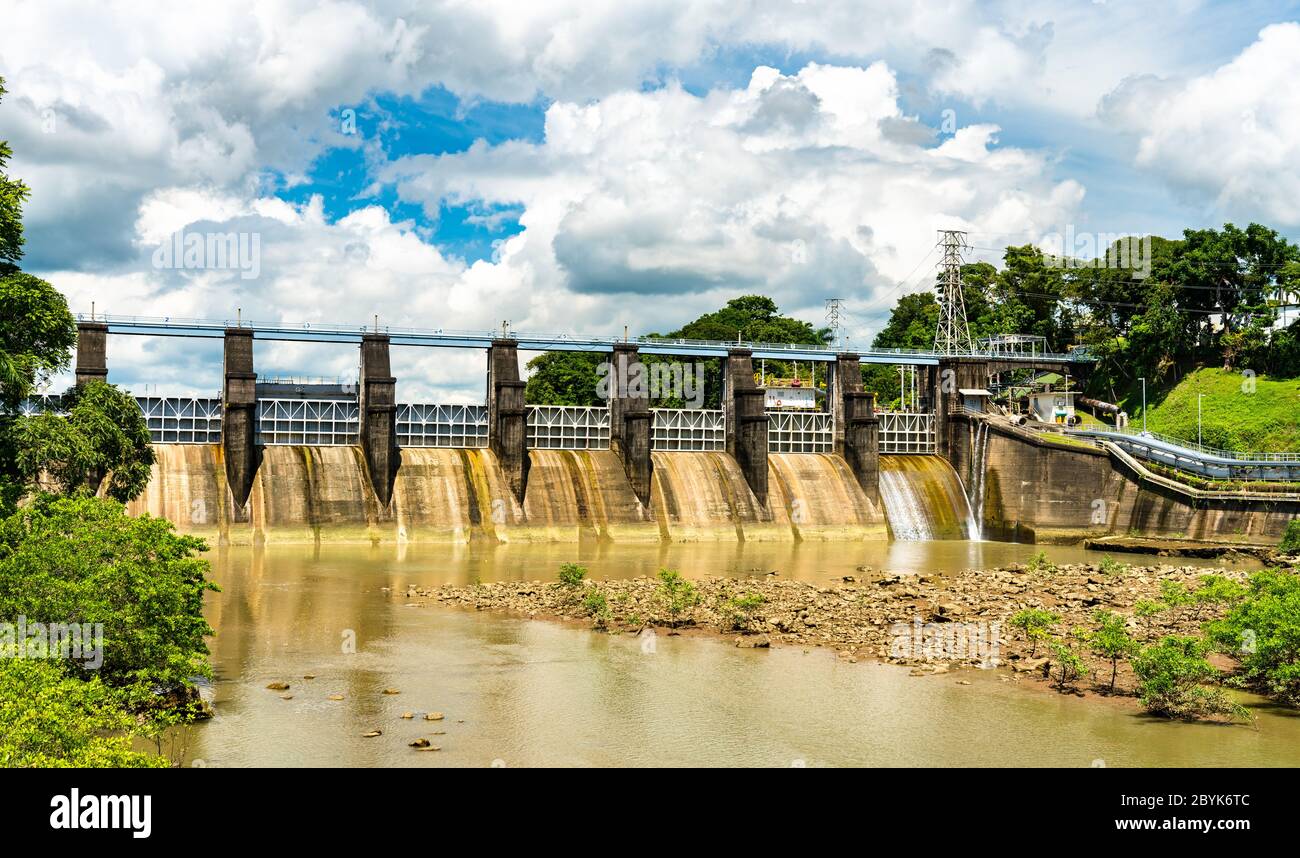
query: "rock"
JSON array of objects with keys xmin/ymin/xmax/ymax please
[
  {"xmin": 425, "ymin": 712, "xmax": 445, "ymax": 721},
  {"xmin": 957, "ymin": 680, "xmax": 971, "ymax": 686},
  {"xmin": 266, "ymin": 681, "xmax": 290, "ymax": 691},
  {"xmin": 279, "ymin": 693, "xmax": 294, "ymax": 700},
  {"xmin": 302, "ymin": 674, "xmax": 316, "ymax": 680},
  {"xmin": 382, "ymin": 688, "xmax": 401, "ymax": 695},
  {"xmin": 327, "ymin": 694, "xmax": 344, "ymax": 701},
  {"xmin": 1013, "ymin": 657, "xmax": 1048, "ymax": 673},
  {"xmin": 409, "ymin": 738, "xmax": 432, "ymax": 748},
  {"xmin": 400, "ymin": 712, "xmax": 414, "ymax": 719},
  {"xmin": 414, "ymin": 745, "xmax": 441, "ymax": 752},
  {"xmin": 361, "ymin": 729, "xmax": 382, "ymax": 738},
  {"xmin": 735, "ymin": 634, "xmax": 771, "ymax": 648}
]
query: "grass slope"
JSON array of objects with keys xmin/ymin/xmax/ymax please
[{"xmin": 1129, "ymin": 368, "xmax": 1300, "ymax": 453}]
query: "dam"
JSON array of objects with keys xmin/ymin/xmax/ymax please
[{"xmin": 72, "ymin": 316, "xmax": 1300, "ymax": 547}]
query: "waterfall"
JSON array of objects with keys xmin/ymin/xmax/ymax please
[
  {"xmin": 966, "ymin": 421, "xmax": 990, "ymax": 541},
  {"xmin": 878, "ymin": 455, "xmax": 981, "ymax": 541}
]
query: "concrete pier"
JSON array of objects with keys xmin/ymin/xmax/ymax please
[
  {"xmin": 222, "ymin": 328, "xmax": 260, "ymax": 510},
  {"xmin": 724, "ymin": 348, "xmax": 768, "ymax": 505},
  {"xmin": 936, "ymin": 356, "xmax": 989, "ymax": 460},
  {"xmin": 843, "ymin": 392, "xmax": 880, "ymax": 504},
  {"xmin": 487, "ymin": 339, "xmax": 529, "ymax": 503},
  {"xmin": 358, "ymin": 333, "xmax": 400, "ymax": 506},
  {"xmin": 608, "ymin": 343, "xmax": 653, "ymax": 505},
  {"xmin": 74, "ymin": 322, "xmax": 109, "ymax": 386},
  {"xmin": 830, "ymin": 352, "xmax": 861, "ymax": 455}
]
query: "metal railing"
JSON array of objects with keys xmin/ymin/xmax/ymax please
[
  {"xmin": 652, "ymin": 408, "xmax": 725, "ymax": 451},
  {"xmin": 1066, "ymin": 426, "xmax": 1300, "ymax": 481},
  {"xmin": 396, "ymin": 404, "xmax": 488, "ymax": 448},
  {"xmin": 257, "ymin": 398, "xmax": 358, "ymax": 445},
  {"xmin": 81, "ymin": 312, "xmax": 1092, "ymax": 363},
  {"xmin": 767, "ymin": 410, "xmax": 833, "ymax": 453},
  {"xmin": 526, "ymin": 405, "xmax": 610, "ymax": 450},
  {"xmin": 879, "ymin": 411, "xmax": 937, "ymax": 454}
]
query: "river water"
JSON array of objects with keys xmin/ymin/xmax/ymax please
[{"xmin": 182, "ymin": 541, "xmax": 1300, "ymax": 767}]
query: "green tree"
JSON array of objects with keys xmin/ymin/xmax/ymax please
[
  {"xmin": 1009, "ymin": 608, "xmax": 1059, "ymax": 657},
  {"xmin": 655, "ymin": 568, "xmax": 700, "ymax": 628},
  {"xmin": 0, "ymin": 272, "xmax": 76, "ymax": 410},
  {"xmin": 0, "ymin": 77, "xmax": 29, "ymax": 273},
  {"xmin": 1205, "ymin": 569, "xmax": 1300, "ymax": 705},
  {"xmin": 12, "ymin": 380, "xmax": 155, "ymax": 502},
  {"xmin": 1132, "ymin": 635, "xmax": 1247, "ymax": 721},
  {"xmin": 0, "ymin": 495, "xmax": 217, "ymax": 698},
  {"xmin": 0, "ymin": 659, "xmax": 165, "ymax": 768},
  {"xmin": 1088, "ymin": 610, "xmax": 1138, "ymax": 692}
]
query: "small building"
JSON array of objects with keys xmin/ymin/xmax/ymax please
[
  {"xmin": 959, "ymin": 388, "xmax": 992, "ymax": 414},
  {"xmin": 1027, "ymin": 389, "xmax": 1076, "ymax": 424},
  {"xmin": 764, "ymin": 384, "xmax": 817, "ymax": 410}
]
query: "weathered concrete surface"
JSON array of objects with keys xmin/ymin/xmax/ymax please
[
  {"xmin": 724, "ymin": 349, "xmax": 768, "ymax": 505},
  {"xmin": 963, "ymin": 416, "xmax": 1300, "ymax": 545},
  {"xmin": 132, "ymin": 444, "xmax": 888, "ymax": 544},
  {"xmin": 358, "ymin": 334, "xmax": 400, "ymax": 507},
  {"xmin": 843, "ymin": 390, "xmax": 880, "ymax": 504},
  {"xmin": 222, "ymin": 328, "xmax": 260, "ymax": 511},
  {"xmin": 487, "ymin": 340, "xmax": 529, "ymax": 503},
  {"xmin": 74, "ymin": 322, "xmax": 109, "ymax": 386},
  {"xmin": 608, "ymin": 342, "xmax": 653, "ymax": 505}
]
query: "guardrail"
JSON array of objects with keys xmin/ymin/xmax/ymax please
[
  {"xmin": 1065, "ymin": 427, "xmax": 1300, "ymax": 481},
  {"xmin": 80, "ymin": 312, "xmax": 1092, "ymax": 364}
]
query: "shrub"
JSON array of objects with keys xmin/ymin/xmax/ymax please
[
  {"xmin": 0, "ymin": 495, "xmax": 216, "ymax": 696},
  {"xmin": 655, "ymin": 568, "xmax": 699, "ymax": 628},
  {"xmin": 1158, "ymin": 579, "xmax": 1192, "ymax": 608},
  {"xmin": 1132, "ymin": 636, "xmax": 1249, "ymax": 722},
  {"xmin": 1279, "ymin": 519, "xmax": 1300, "ymax": 555},
  {"xmin": 1009, "ymin": 608, "xmax": 1060, "ymax": 657},
  {"xmin": 557, "ymin": 562, "xmax": 587, "ymax": 587},
  {"xmin": 581, "ymin": 589, "xmax": 610, "ymax": 628},
  {"xmin": 0, "ymin": 659, "xmax": 165, "ymax": 768},
  {"xmin": 721, "ymin": 592, "xmax": 767, "ymax": 632},
  {"xmin": 1025, "ymin": 551, "xmax": 1057, "ymax": 574},
  {"xmin": 1047, "ymin": 638, "xmax": 1087, "ymax": 691},
  {"xmin": 1133, "ymin": 599, "xmax": 1166, "ymax": 618},
  {"xmin": 1088, "ymin": 610, "xmax": 1138, "ymax": 692},
  {"xmin": 1098, "ymin": 555, "xmax": 1129, "ymax": 576},
  {"xmin": 1205, "ymin": 568, "xmax": 1300, "ymax": 705}
]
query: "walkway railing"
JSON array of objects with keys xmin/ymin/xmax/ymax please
[
  {"xmin": 81, "ymin": 312, "xmax": 1091, "ymax": 364},
  {"xmin": 652, "ymin": 408, "xmax": 725, "ymax": 451},
  {"xmin": 767, "ymin": 410, "xmax": 833, "ymax": 453},
  {"xmin": 879, "ymin": 411, "xmax": 937, "ymax": 454},
  {"xmin": 1065, "ymin": 426, "xmax": 1300, "ymax": 481}
]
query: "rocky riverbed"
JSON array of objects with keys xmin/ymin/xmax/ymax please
[{"xmin": 408, "ymin": 560, "xmax": 1263, "ymax": 699}]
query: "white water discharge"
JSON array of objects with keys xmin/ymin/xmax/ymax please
[
  {"xmin": 966, "ymin": 421, "xmax": 990, "ymax": 541},
  {"xmin": 878, "ymin": 455, "xmax": 981, "ymax": 541}
]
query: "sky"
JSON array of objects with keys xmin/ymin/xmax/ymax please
[{"xmin": 4, "ymin": 0, "xmax": 1300, "ymax": 401}]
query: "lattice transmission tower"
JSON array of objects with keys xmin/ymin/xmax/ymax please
[
  {"xmin": 933, "ymin": 229, "xmax": 974, "ymax": 355},
  {"xmin": 825, "ymin": 297, "xmax": 844, "ymax": 348}
]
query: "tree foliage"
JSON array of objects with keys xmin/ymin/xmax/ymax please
[
  {"xmin": 0, "ymin": 659, "xmax": 165, "ymax": 768},
  {"xmin": 12, "ymin": 380, "xmax": 155, "ymax": 501},
  {"xmin": 0, "ymin": 495, "xmax": 216, "ymax": 696},
  {"xmin": 1205, "ymin": 569, "xmax": 1300, "ymax": 705},
  {"xmin": 0, "ymin": 77, "xmax": 30, "ymax": 272}
]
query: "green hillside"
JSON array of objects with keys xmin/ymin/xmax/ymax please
[{"xmin": 1126, "ymin": 368, "xmax": 1300, "ymax": 453}]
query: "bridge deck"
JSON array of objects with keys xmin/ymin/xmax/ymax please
[{"xmin": 85, "ymin": 314, "xmax": 1092, "ymax": 367}]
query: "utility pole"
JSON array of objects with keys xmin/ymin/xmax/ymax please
[
  {"xmin": 934, "ymin": 230, "xmax": 974, "ymax": 355},
  {"xmin": 825, "ymin": 298, "xmax": 844, "ymax": 349}
]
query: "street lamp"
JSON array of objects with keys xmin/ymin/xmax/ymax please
[
  {"xmin": 1198, "ymin": 393, "xmax": 1205, "ymax": 448},
  {"xmin": 1138, "ymin": 377, "xmax": 1146, "ymax": 433}
]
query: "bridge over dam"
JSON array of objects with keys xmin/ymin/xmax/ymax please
[{"xmin": 62, "ymin": 315, "xmax": 1299, "ymax": 546}]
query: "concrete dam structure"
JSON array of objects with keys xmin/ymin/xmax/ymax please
[
  {"xmin": 77, "ymin": 316, "xmax": 1299, "ymax": 546},
  {"xmin": 127, "ymin": 444, "xmax": 888, "ymax": 544}
]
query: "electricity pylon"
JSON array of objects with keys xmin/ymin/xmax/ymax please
[{"xmin": 934, "ymin": 230, "xmax": 974, "ymax": 355}]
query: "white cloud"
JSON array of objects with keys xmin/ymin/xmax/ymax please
[{"xmin": 1101, "ymin": 22, "xmax": 1300, "ymax": 226}]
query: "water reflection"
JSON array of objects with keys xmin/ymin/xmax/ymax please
[{"xmin": 183, "ymin": 541, "xmax": 1285, "ymax": 768}]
